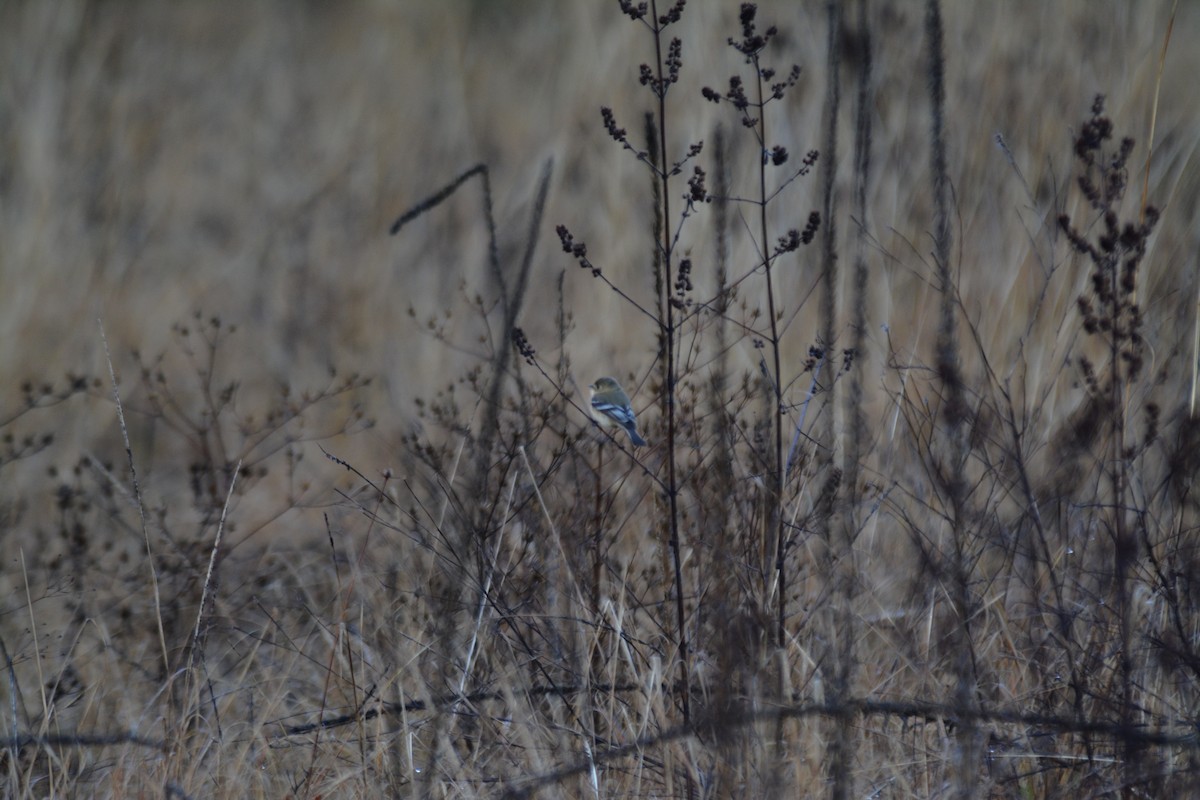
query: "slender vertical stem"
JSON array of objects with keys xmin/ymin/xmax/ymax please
[
  {"xmin": 750, "ymin": 52, "xmax": 786, "ymax": 653},
  {"xmin": 649, "ymin": 0, "xmax": 690, "ymax": 727},
  {"xmin": 1110, "ymin": 250, "xmax": 1135, "ymax": 797}
]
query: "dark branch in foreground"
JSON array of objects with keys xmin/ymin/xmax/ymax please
[
  {"xmin": 274, "ymin": 682, "xmax": 640, "ymax": 737},
  {"xmin": 498, "ymin": 698, "xmax": 1200, "ymax": 799},
  {"xmin": 1, "ymin": 732, "xmax": 167, "ymax": 750}
]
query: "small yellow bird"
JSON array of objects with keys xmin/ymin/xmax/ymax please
[{"xmin": 588, "ymin": 376, "xmax": 648, "ymax": 447}]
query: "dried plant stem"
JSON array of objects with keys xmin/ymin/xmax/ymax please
[
  {"xmin": 752, "ymin": 46, "xmax": 787, "ymax": 657},
  {"xmin": 648, "ymin": 0, "xmax": 690, "ymax": 728},
  {"xmin": 99, "ymin": 320, "xmax": 170, "ymax": 676},
  {"xmin": 186, "ymin": 458, "xmax": 241, "ymax": 671}
]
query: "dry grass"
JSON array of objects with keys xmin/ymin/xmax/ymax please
[{"xmin": 1, "ymin": 1, "xmax": 1199, "ymax": 797}]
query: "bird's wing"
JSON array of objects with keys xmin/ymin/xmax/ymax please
[{"xmin": 591, "ymin": 401, "xmax": 637, "ymax": 427}]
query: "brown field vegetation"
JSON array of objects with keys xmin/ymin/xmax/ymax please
[{"xmin": 1, "ymin": 1, "xmax": 1199, "ymax": 797}]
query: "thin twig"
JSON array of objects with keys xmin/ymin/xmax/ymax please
[{"xmin": 99, "ymin": 320, "xmax": 169, "ymax": 675}]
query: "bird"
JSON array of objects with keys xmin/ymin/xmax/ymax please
[{"xmin": 588, "ymin": 376, "xmax": 648, "ymax": 447}]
